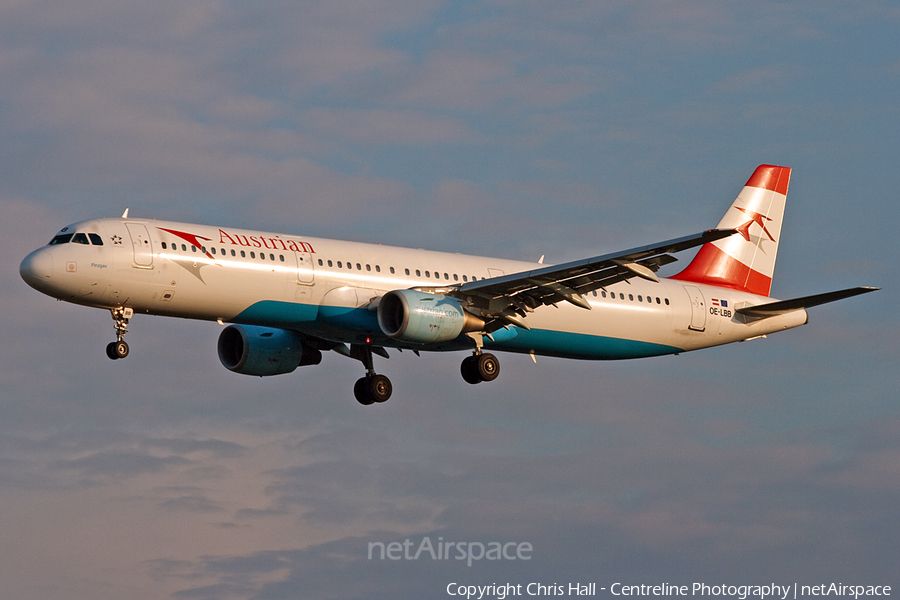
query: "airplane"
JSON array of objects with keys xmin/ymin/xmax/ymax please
[{"xmin": 19, "ymin": 165, "xmax": 878, "ymax": 405}]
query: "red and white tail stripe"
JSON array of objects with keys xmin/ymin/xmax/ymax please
[{"xmin": 672, "ymin": 164, "xmax": 791, "ymax": 297}]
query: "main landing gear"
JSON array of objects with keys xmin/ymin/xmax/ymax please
[
  {"xmin": 351, "ymin": 344, "xmax": 393, "ymax": 405},
  {"xmin": 347, "ymin": 339, "xmax": 500, "ymax": 406},
  {"xmin": 106, "ymin": 307, "xmax": 133, "ymax": 360},
  {"xmin": 460, "ymin": 352, "xmax": 500, "ymax": 385},
  {"xmin": 354, "ymin": 374, "xmax": 392, "ymax": 406}
]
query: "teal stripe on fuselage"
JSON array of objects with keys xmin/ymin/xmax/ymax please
[
  {"xmin": 234, "ymin": 300, "xmax": 319, "ymax": 327},
  {"xmin": 233, "ymin": 300, "xmax": 682, "ymax": 360},
  {"xmin": 486, "ymin": 328, "xmax": 681, "ymax": 360}
]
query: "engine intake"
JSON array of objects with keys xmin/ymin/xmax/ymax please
[
  {"xmin": 217, "ymin": 324, "xmax": 321, "ymax": 376},
  {"xmin": 377, "ymin": 289, "xmax": 484, "ymax": 344}
]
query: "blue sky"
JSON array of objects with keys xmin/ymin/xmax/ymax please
[{"xmin": 1, "ymin": 2, "xmax": 897, "ymax": 599}]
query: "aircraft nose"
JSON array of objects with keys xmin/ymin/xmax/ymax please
[{"xmin": 20, "ymin": 249, "xmax": 53, "ymax": 289}]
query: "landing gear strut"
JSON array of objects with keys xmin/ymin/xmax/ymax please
[
  {"xmin": 351, "ymin": 344, "xmax": 393, "ymax": 405},
  {"xmin": 106, "ymin": 307, "xmax": 133, "ymax": 360}
]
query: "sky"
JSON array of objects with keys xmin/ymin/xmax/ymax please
[{"xmin": 1, "ymin": 2, "xmax": 898, "ymax": 599}]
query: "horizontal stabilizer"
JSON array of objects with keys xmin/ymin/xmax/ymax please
[{"xmin": 736, "ymin": 287, "xmax": 879, "ymax": 317}]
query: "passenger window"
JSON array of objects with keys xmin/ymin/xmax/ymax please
[
  {"xmin": 637, "ymin": 295, "xmax": 642, "ymax": 302},
  {"xmin": 425, "ymin": 271, "xmax": 430, "ymax": 277},
  {"xmin": 250, "ymin": 251, "xmax": 256, "ymax": 258},
  {"xmin": 356, "ymin": 263, "xmax": 361, "ymax": 270},
  {"xmin": 89, "ymin": 233, "xmax": 103, "ymax": 245},
  {"xmin": 191, "ymin": 245, "xmax": 197, "ymax": 253},
  {"xmin": 405, "ymin": 268, "xmax": 410, "ymax": 275},
  {"xmin": 318, "ymin": 259, "xmax": 323, "ymax": 266},
  {"xmin": 231, "ymin": 249, "xmax": 236, "ymax": 257},
  {"xmin": 453, "ymin": 274, "xmax": 459, "ymax": 281},
  {"xmin": 211, "ymin": 247, "xmax": 217, "ymax": 255},
  {"xmin": 270, "ymin": 254, "xmax": 275, "ymax": 261},
  {"xmin": 665, "ymin": 298, "xmax": 670, "ymax": 305},
  {"xmin": 416, "ymin": 270, "xmax": 421, "ymax": 277},
  {"xmin": 375, "ymin": 265, "xmax": 381, "ymax": 273},
  {"xmin": 444, "ymin": 273, "xmax": 449, "ymax": 280},
  {"xmin": 463, "ymin": 275, "xmax": 468, "ymax": 282},
  {"xmin": 72, "ymin": 233, "xmax": 89, "ymax": 245},
  {"xmin": 279, "ymin": 255, "xmax": 284, "ymax": 262},
  {"xmin": 182, "ymin": 244, "xmax": 187, "ymax": 251},
  {"xmin": 240, "ymin": 250, "xmax": 246, "ymax": 257},
  {"xmin": 328, "ymin": 260, "xmax": 333, "ymax": 267},
  {"xmin": 366, "ymin": 264, "xmax": 371, "ymax": 271},
  {"xmin": 161, "ymin": 242, "xmax": 168, "ymax": 250}
]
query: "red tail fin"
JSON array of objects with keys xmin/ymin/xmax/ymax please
[{"xmin": 672, "ymin": 165, "xmax": 790, "ymax": 297}]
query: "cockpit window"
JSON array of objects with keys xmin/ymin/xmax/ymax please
[
  {"xmin": 49, "ymin": 231, "xmax": 105, "ymax": 246},
  {"xmin": 49, "ymin": 233, "xmax": 74, "ymax": 245}
]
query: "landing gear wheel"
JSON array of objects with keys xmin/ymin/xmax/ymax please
[
  {"xmin": 461, "ymin": 355, "xmax": 483, "ymax": 384},
  {"xmin": 106, "ymin": 340, "xmax": 129, "ymax": 360},
  {"xmin": 476, "ymin": 353, "xmax": 499, "ymax": 382},
  {"xmin": 354, "ymin": 374, "xmax": 393, "ymax": 405},
  {"xmin": 368, "ymin": 374, "xmax": 392, "ymax": 403},
  {"xmin": 354, "ymin": 377, "xmax": 374, "ymax": 405}
]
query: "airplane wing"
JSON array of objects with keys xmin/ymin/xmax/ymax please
[
  {"xmin": 735, "ymin": 287, "xmax": 880, "ymax": 318},
  {"xmin": 451, "ymin": 228, "xmax": 736, "ymax": 330}
]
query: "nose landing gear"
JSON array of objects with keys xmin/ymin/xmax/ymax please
[{"xmin": 106, "ymin": 307, "xmax": 133, "ymax": 360}]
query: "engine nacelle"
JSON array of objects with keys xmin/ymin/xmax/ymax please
[
  {"xmin": 377, "ymin": 289, "xmax": 484, "ymax": 344},
  {"xmin": 217, "ymin": 324, "xmax": 321, "ymax": 376}
]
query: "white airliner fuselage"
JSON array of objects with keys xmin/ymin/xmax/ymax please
[{"xmin": 19, "ymin": 165, "xmax": 876, "ymax": 405}]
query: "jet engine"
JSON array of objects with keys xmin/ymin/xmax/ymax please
[
  {"xmin": 217, "ymin": 324, "xmax": 321, "ymax": 376},
  {"xmin": 377, "ymin": 289, "xmax": 484, "ymax": 344}
]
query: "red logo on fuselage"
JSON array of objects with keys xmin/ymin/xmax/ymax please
[{"xmin": 158, "ymin": 228, "xmax": 214, "ymax": 258}]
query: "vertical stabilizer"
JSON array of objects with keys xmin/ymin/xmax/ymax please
[{"xmin": 672, "ymin": 164, "xmax": 790, "ymax": 297}]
